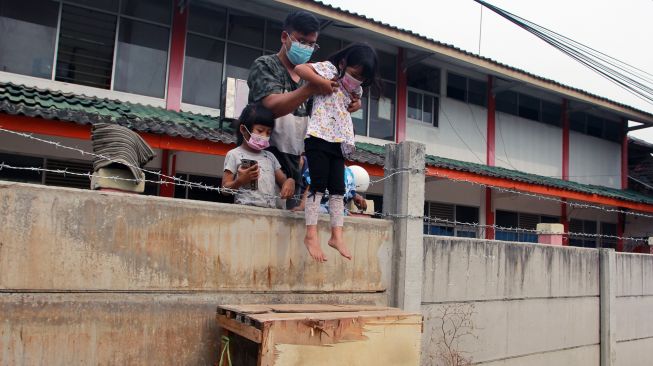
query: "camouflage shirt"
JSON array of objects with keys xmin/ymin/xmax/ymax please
[
  {"xmin": 247, "ymin": 54, "xmax": 310, "ymax": 117},
  {"xmin": 247, "ymin": 54, "xmax": 311, "ymax": 155}
]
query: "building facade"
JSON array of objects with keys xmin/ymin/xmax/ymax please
[{"xmin": 1, "ymin": 0, "xmax": 653, "ymax": 250}]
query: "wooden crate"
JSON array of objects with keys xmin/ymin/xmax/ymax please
[{"xmin": 216, "ymin": 304, "xmax": 422, "ymax": 366}]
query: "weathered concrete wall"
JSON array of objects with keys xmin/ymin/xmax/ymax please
[
  {"xmin": 614, "ymin": 253, "xmax": 653, "ymax": 366},
  {"xmin": 0, "ymin": 181, "xmax": 393, "ymax": 365},
  {"xmin": 421, "ymin": 237, "xmax": 600, "ymax": 366}
]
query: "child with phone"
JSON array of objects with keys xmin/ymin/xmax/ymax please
[{"xmin": 222, "ymin": 103, "xmax": 295, "ymax": 208}]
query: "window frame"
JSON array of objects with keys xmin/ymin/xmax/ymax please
[{"xmin": 446, "ymin": 72, "xmax": 487, "ymax": 107}]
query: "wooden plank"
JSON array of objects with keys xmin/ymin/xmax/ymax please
[
  {"xmin": 249, "ymin": 309, "xmax": 420, "ymax": 323},
  {"xmin": 216, "ymin": 314, "xmax": 262, "ymax": 344},
  {"xmin": 218, "ymin": 304, "xmax": 274, "ymax": 314}
]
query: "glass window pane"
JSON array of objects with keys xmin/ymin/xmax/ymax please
[
  {"xmin": 377, "ymin": 50, "xmax": 396, "ymax": 81},
  {"xmin": 0, "ymin": 0, "xmax": 59, "ymax": 78},
  {"xmin": 496, "ymin": 210, "xmax": 518, "ymax": 227},
  {"xmin": 228, "ymin": 11, "xmax": 264, "ymax": 48},
  {"xmin": 407, "ymin": 63, "xmax": 440, "ymax": 94},
  {"xmin": 407, "ymin": 91, "xmax": 422, "ymax": 121},
  {"xmin": 188, "ymin": 2, "xmax": 226, "ymax": 38},
  {"xmin": 604, "ymin": 120, "xmax": 622, "ymax": 142},
  {"xmin": 570, "ymin": 112, "xmax": 586, "ymax": 133},
  {"xmin": 467, "ymin": 78, "xmax": 487, "ymax": 107},
  {"xmin": 121, "ymin": 0, "xmax": 172, "ymax": 25},
  {"xmin": 352, "ymin": 96, "xmax": 368, "ymax": 136},
  {"xmin": 423, "ymin": 95, "xmax": 434, "ymax": 124},
  {"xmin": 586, "ymin": 114, "xmax": 604, "ymax": 138},
  {"xmin": 456, "ymin": 205, "xmax": 479, "ymax": 223},
  {"xmin": 183, "ymin": 34, "xmax": 224, "ymax": 108},
  {"xmin": 369, "ymin": 83, "xmax": 395, "ymax": 140},
  {"xmin": 265, "ymin": 20, "xmax": 283, "ymax": 51},
  {"xmin": 114, "ymin": 19, "xmax": 169, "ymax": 98},
  {"xmin": 446, "ymin": 73, "xmax": 466, "ymax": 102},
  {"xmin": 518, "ymin": 93, "xmax": 540, "ymax": 121},
  {"xmin": 495, "ymin": 90, "xmax": 518, "ymax": 115},
  {"xmin": 0, "ymin": 152, "xmax": 43, "ymax": 183},
  {"xmin": 225, "ymin": 44, "xmax": 261, "ymax": 80},
  {"xmin": 541, "ymin": 100, "xmax": 562, "ymax": 126},
  {"xmin": 67, "ymin": 0, "xmax": 118, "ymax": 11},
  {"xmin": 187, "ymin": 174, "xmax": 222, "ymax": 202},
  {"xmin": 311, "ymin": 34, "xmax": 341, "ymax": 62},
  {"xmin": 55, "ymin": 5, "xmax": 117, "ymax": 89}
]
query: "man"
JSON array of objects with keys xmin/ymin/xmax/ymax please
[{"xmin": 247, "ymin": 10, "xmax": 361, "ymax": 208}]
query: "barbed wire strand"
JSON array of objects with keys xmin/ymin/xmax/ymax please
[{"xmin": 2, "ymin": 127, "xmax": 653, "ymax": 220}]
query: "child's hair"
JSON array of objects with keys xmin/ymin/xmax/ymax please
[
  {"xmin": 328, "ymin": 43, "xmax": 382, "ymax": 93},
  {"xmin": 283, "ymin": 11, "xmax": 320, "ymax": 35},
  {"xmin": 235, "ymin": 103, "xmax": 275, "ymax": 145}
]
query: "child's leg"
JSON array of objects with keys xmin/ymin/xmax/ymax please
[
  {"xmin": 325, "ymin": 152, "xmax": 351, "ymax": 260},
  {"xmin": 303, "ymin": 138, "xmax": 329, "ymax": 262}
]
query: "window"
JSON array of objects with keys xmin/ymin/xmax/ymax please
[
  {"xmin": 113, "ymin": 18, "xmax": 170, "ymax": 97},
  {"xmin": 369, "ymin": 82, "xmax": 395, "ymax": 140},
  {"xmin": 0, "ymin": 0, "xmax": 59, "ymax": 78},
  {"xmin": 1, "ymin": 1, "xmax": 174, "ymax": 97},
  {"xmin": 0, "ymin": 152, "xmax": 43, "ymax": 184},
  {"xmin": 600, "ymin": 222, "xmax": 617, "ymax": 249},
  {"xmin": 569, "ymin": 219, "xmax": 597, "ymax": 248},
  {"xmin": 568, "ymin": 110, "xmax": 623, "ymax": 142},
  {"xmin": 446, "ymin": 73, "xmax": 487, "ymax": 107},
  {"xmin": 174, "ymin": 173, "xmax": 232, "ymax": 203},
  {"xmin": 311, "ymin": 34, "xmax": 342, "ymax": 62},
  {"xmin": 424, "ymin": 202, "xmax": 480, "ymax": 238},
  {"xmin": 497, "ymin": 91, "xmax": 563, "ymax": 127},
  {"xmin": 407, "ymin": 63, "xmax": 440, "ymax": 127},
  {"xmin": 495, "ymin": 210, "xmax": 559, "ymax": 243},
  {"xmin": 183, "ymin": 34, "xmax": 225, "ymax": 109}
]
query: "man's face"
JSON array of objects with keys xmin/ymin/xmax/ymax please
[{"xmin": 281, "ymin": 30, "xmax": 319, "ymax": 51}]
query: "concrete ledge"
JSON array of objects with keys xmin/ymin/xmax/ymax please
[
  {"xmin": 0, "ymin": 292, "xmax": 385, "ymax": 365},
  {"xmin": 0, "ymin": 181, "xmax": 393, "ymax": 292}
]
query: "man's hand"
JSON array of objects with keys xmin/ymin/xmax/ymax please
[
  {"xmin": 309, "ymin": 77, "xmax": 339, "ymax": 96},
  {"xmin": 347, "ymin": 95, "xmax": 362, "ymax": 113},
  {"xmin": 236, "ymin": 164, "xmax": 259, "ymax": 185},
  {"xmin": 280, "ymin": 178, "xmax": 295, "ymax": 199}
]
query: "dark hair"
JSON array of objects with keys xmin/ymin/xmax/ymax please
[
  {"xmin": 328, "ymin": 43, "xmax": 382, "ymax": 93},
  {"xmin": 283, "ymin": 11, "xmax": 320, "ymax": 35},
  {"xmin": 235, "ymin": 103, "xmax": 275, "ymax": 145}
]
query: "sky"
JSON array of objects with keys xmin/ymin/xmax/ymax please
[{"xmin": 322, "ymin": 0, "xmax": 653, "ymax": 141}]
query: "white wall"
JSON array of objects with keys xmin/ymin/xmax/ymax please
[
  {"xmin": 495, "ymin": 112, "xmax": 562, "ymax": 178},
  {"xmin": 407, "ymin": 98, "xmax": 487, "ymax": 164},
  {"xmin": 570, "ymin": 131, "xmax": 621, "ymax": 189},
  {"xmin": 425, "ymin": 178, "xmax": 482, "ymax": 207}
]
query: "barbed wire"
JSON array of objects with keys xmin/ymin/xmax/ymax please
[
  {"xmin": 2, "ymin": 126, "xmax": 653, "ymax": 220},
  {"xmin": 0, "ymin": 162, "xmax": 648, "ymax": 243}
]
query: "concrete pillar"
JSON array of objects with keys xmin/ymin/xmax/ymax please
[
  {"xmin": 600, "ymin": 248, "xmax": 616, "ymax": 366},
  {"xmin": 383, "ymin": 141, "xmax": 426, "ymax": 312},
  {"xmin": 536, "ymin": 223, "xmax": 564, "ymax": 245}
]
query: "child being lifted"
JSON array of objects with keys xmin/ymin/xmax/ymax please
[{"xmin": 294, "ymin": 43, "xmax": 380, "ymax": 262}]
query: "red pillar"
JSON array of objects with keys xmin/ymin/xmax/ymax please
[
  {"xmin": 165, "ymin": 4, "xmax": 189, "ymax": 112},
  {"xmin": 395, "ymin": 48, "xmax": 407, "ymax": 143},
  {"xmin": 159, "ymin": 150, "xmax": 177, "ymax": 198},
  {"xmin": 561, "ymin": 99, "xmax": 570, "ymax": 245},
  {"xmin": 485, "ymin": 76, "xmax": 496, "ymax": 239}
]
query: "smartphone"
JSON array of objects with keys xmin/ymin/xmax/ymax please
[{"xmin": 240, "ymin": 158, "xmax": 258, "ymax": 190}]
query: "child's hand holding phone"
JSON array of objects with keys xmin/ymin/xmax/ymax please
[{"xmin": 238, "ymin": 159, "xmax": 259, "ymax": 190}]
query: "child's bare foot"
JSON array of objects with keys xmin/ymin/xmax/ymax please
[
  {"xmin": 328, "ymin": 227, "xmax": 352, "ymax": 260},
  {"xmin": 304, "ymin": 226, "xmax": 327, "ymax": 262}
]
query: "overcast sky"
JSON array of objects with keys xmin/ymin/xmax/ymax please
[{"xmin": 322, "ymin": 0, "xmax": 653, "ymax": 141}]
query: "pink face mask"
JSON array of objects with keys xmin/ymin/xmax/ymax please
[
  {"xmin": 341, "ymin": 72, "xmax": 363, "ymax": 93},
  {"xmin": 243, "ymin": 126, "xmax": 270, "ymax": 151}
]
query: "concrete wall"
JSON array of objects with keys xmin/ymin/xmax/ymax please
[
  {"xmin": 615, "ymin": 253, "xmax": 653, "ymax": 366},
  {"xmin": 407, "ymin": 98, "xmax": 487, "ymax": 164},
  {"xmin": 0, "ymin": 181, "xmax": 393, "ymax": 364},
  {"xmin": 421, "ymin": 237, "xmax": 600, "ymax": 366},
  {"xmin": 495, "ymin": 112, "xmax": 562, "ymax": 178},
  {"xmin": 569, "ymin": 131, "xmax": 621, "ymax": 189}
]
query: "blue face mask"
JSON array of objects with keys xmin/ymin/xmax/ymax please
[{"xmin": 285, "ymin": 38, "xmax": 314, "ymax": 65}]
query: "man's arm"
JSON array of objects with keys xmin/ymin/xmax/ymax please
[{"xmin": 261, "ymin": 85, "xmax": 315, "ymax": 118}]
